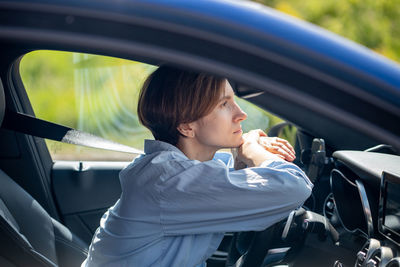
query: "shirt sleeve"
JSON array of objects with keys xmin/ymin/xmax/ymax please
[{"xmin": 158, "ymin": 157, "xmax": 313, "ymax": 235}]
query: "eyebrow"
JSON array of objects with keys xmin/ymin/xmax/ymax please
[{"xmin": 218, "ymin": 95, "xmax": 233, "ymax": 102}]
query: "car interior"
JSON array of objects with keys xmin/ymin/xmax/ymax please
[
  {"xmin": 1, "ymin": 1, "xmax": 400, "ymax": 267},
  {"xmin": 0, "ymin": 52, "xmax": 399, "ymax": 267}
]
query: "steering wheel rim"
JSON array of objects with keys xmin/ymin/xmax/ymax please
[
  {"xmin": 226, "ymin": 210, "xmax": 310, "ymax": 267},
  {"xmin": 226, "ymin": 221, "xmax": 284, "ymax": 267}
]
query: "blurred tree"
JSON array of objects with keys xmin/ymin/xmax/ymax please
[{"xmin": 256, "ymin": 0, "xmax": 400, "ymax": 63}]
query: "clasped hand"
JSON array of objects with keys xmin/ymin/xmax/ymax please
[{"xmin": 232, "ymin": 129, "xmax": 296, "ymax": 169}]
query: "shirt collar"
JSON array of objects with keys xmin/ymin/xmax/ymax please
[{"xmin": 144, "ymin": 139, "xmax": 184, "ymax": 155}]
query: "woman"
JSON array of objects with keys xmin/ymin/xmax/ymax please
[{"xmin": 83, "ymin": 66, "xmax": 312, "ymax": 267}]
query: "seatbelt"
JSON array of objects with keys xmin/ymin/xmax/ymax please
[{"xmin": 1, "ymin": 109, "xmax": 143, "ymax": 154}]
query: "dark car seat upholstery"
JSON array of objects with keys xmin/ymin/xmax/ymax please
[
  {"xmin": 0, "ymin": 79, "xmax": 88, "ymax": 266},
  {"xmin": 0, "ymin": 77, "xmax": 4, "ymax": 127}
]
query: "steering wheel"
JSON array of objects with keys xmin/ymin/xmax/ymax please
[
  {"xmin": 226, "ymin": 220, "xmax": 287, "ymax": 267},
  {"xmin": 225, "ymin": 127, "xmax": 339, "ymax": 266},
  {"xmin": 226, "ymin": 208, "xmax": 339, "ymax": 267}
]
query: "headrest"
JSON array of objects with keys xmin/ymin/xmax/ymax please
[{"xmin": 0, "ymin": 78, "xmax": 5, "ymax": 127}]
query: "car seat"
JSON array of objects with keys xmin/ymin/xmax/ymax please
[{"xmin": 0, "ymin": 78, "xmax": 88, "ymax": 266}]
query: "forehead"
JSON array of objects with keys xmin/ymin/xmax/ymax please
[{"xmin": 221, "ymin": 80, "xmax": 234, "ymax": 98}]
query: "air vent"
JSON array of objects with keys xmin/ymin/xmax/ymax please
[
  {"xmin": 366, "ymin": 251, "xmax": 381, "ymax": 267},
  {"xmin": 355, "ymin": 245, "xmax": 368, "ymax": 267},
  {"xmin": 354, "ymin": 239, "xmax": 381, "ymax": 267}
]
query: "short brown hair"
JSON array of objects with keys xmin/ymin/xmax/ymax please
[{"xmin": 137, "ymin": 65, "xmax": 225, "ymax": 145}]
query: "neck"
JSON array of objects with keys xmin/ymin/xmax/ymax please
[{"xmin": 176, "ymin": 138, "xmax": 217, "ymax": 162}]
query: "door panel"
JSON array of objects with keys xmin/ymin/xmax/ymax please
[{"xmin": 52, "ymin": 161, "xmax": 128, "ymax": 244}]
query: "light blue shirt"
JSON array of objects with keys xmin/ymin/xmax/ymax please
[{"xmin": 83, "ymin": 140, "xmax": 313, "ymax": 267}]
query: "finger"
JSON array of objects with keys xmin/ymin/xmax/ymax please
[
  {"xmin": 277, "ymin": 154, "xmax": 285, "ymax": 159},
  {"xmin": 274, "ymin": 142, "xmax": 296, "ymax": 159},
  {"xmin": 258, "ymin": 145, "xmax": 287, "ymax": 161},
  {"xmin": 259, "ymin": 136, "xmax": 275, "ymax": 146},
  {"xmin": 259, "ymin": 141, "xmax": 274, "ymax": 152},
  {"xmin": 246, "ymin": 129, "xmax": 267, "ymax": 143},
  {"xmin": 248, "ymin": 129, "xmax": 266, "ymax": 135},
  {"xmin": 259, "ymin": 139, "xmax": 287, "ymax": 156},
  {"xmin": 272, "ymin": 154, "xmax": 287, "ymax": 161},
  {"xmin": 246, "ymin": 130, "xmax": 261, "ymax": 139},
  {"xmin": 276, "ymin": 138, "xmax": 295, "ymax": 155},
  {"xmin": 258, "ymin": 138, "xmax": 271, "ymax": 148},
  {"xmin": 276, "ymin": 138, "xmax": 295, "ymax": 153},
  {"xmin": 257, "ymin": 129, "xmax": 268, "ymax": 137},
  {"xmin": 258, "ymin": 137, "xmax": 294, "ymax": 158},
  {"xmin": 272, "ymin": 146, "xmax": 295, "ymax": 161},
  {"xmin": 275, "ymin": 137, "xmax": 293, "ymax": 148}
]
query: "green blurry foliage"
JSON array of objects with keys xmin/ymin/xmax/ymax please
[
  {"xmin": 20, "ymin": 51, "xmax": 157, "ymax": 159},
  {"xmin": 21, "ymin": 51, "xmax": 75, "ymax": 126},
  {"xmin": 257, "ymin": 0, "xmax": 400, "ymax": 62}
]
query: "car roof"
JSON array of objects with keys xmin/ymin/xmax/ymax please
[
  {"xmin": 6, "ymin": 0, "xmax": 399, "ymax": 104},
  {"xmin": 156, "ymin": 0, "xmax": 400, "ymax": 96}
]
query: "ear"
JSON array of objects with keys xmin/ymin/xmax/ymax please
[{"xmin": 177, "ymin": 122, "xmax": 195, "ymax": 138}]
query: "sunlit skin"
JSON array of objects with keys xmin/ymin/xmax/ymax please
[
  {"xmin": 176, "ymin": 80, "xmax": 296, "ymax": 164},
  {"xmin": 176, "ymin": 80, "xmax": 246, "ymax": 161},
  {"xmin": 259, "ymin": 136, "xmax": 295, "ymax": 161}
]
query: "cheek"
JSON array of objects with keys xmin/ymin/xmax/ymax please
[
  {"xmin": 204, "ymin": 111, "xmax": 230, "ymax": 130},
  {"xmin": 197, "ymin": 118, "xmax": 219, "ymax": 136},
  {"xmin": 208, "ymin": 122, "xmax": 234, "ymax": 145}
]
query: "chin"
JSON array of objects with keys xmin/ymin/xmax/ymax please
[
  {"xmin": 231, "ymin": 137, "xmax": 244, "ymax": 148},
  {"xmin": 218, "ymin": 135, "xmax": 244, "ymax": 149}
]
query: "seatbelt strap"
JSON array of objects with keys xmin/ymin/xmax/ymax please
[{"xmin": 1, "ymin": 109, "xmax": 143, "ymax": 154}]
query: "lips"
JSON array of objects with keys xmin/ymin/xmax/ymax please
[{"xmin": 233, "ymin": 128, "xmax": 242, "ymax": 134}]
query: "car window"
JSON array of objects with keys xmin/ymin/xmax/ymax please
[{"xmin": 19, "ymin": 50, "xmax": 296, "ymax": 161}]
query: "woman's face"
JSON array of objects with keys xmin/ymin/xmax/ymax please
[{"xmin": 192, "ymin": 80, "xmax": 247, "ymax": 150}]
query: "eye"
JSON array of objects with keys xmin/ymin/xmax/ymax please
[{"xmin": 221, "ymin": 101, "xmax": 228, "ymax": 107}]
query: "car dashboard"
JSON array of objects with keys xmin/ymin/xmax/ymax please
[{"xmin": 331, "ymin": 150, "xmax": 400, "ymax": 266}]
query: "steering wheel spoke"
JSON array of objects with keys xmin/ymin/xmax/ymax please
[{"xmin": 227, "ymin": 208, "xmax": 338, "ymax": 267}]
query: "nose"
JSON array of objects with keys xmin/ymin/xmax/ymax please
[{"xmin": 233, "ymin": 102, "xmax": 247, "ymax": 122}]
